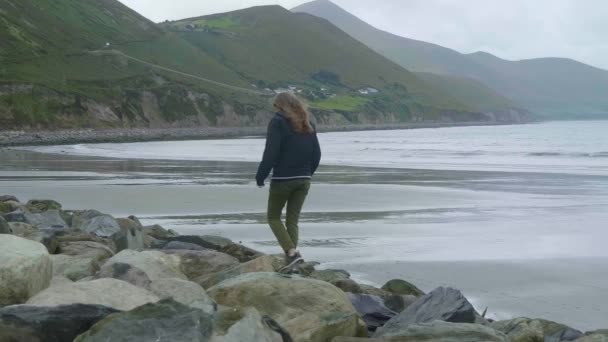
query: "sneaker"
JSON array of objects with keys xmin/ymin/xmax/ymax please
[{"xmin": 279, "ymin": 252, "xmax": 303, "ymax": 273}]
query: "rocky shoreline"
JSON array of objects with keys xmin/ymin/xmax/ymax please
[
  {"xmin": 1, "ymin": 195, "xmax": 604, "ymax": 342},
  {"xmin": 0, "ymin": 121, "xmax": 518, "ymax": 147}
]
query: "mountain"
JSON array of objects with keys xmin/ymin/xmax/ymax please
[
  {"xmin": 293, "ymin": 0, "xmax": 608, "ymax": 119},
  {"xmin": 0, "ymin": 0, "xmax": 526, "ymax": 130}
]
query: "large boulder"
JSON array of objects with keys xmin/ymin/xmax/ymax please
[
  {"xmin": 96, "ymin": 262, "xmax": 152, "ymax": 288},
  {"xmin": 575, "ymin": 333, "xmax": 608, "ymax": 342},
  {"xmin": 0, "ymin": 235, "xmax": 52, "ymax": 306},
  {"xmin": 0, "ymin": 195, "xmax": 19, "ymax": 202},
  {"xmin": 309, "ymin": 269, "xmax": 351, "ymax": 283},
  {"xmin": 208, "ymin": 272, "xmax": 367, "ymax": 342},
  {"xmin": 25, "ymin": 199, "xmax": 62, "ymax": 213},
  {"xmin": 162, "ymin": 249, "xmax": 239, "ymax": 282},
  {"xmin": 0, "ymin": 304, "xmax": 119, "ymax": 342},
  {"xmin": 491, "ymin": 317, "xmax": 584, "ymax": 342},
  {"xmin": 27, "ymin": 278, "xmax": 159, "ymax": 311},
  {"xmin": 149, "ymin": 278, "xmax": 216, "ymax": 315},
  {"xmin": 374, "ymin": 287, "xmax": 477, "ymax": 338},
  {"xmin": 10, "ymin": 223, "xmax": 60, "ymax": 253},
  {"xmin": 166, "ymin": 235, "xmax": 263, "ymax": 262},
  {"xmin": 74, "ymin": 299, "xmax": 214, "ymax": 342},
  {"xmin": 51, "ymin": 254, "xmax": 97, "ymax": 281},
  {"xmin": 0, "ymin": 216, "xmax": 11, "ymax": 234},
  {"xmin": 100, "ymin": 250, "xmax": 187, "ymax": 282},
  {"xmin": 163, "ymin": 241, "xmax": 207, "ymax": 250},
  {"xmin": 347, "ymin": 293, "xmax": 397, "ymax": 333},
  {"xmin": 143, "ymin": 224, "xmax": 179, "ymax": 240},
  {"xmin": 382, "ymin": 279, "xmax": 425, "ymax": 297},
  {"xmin": 195, "ymin": 255, "xmax": 281, "ymax": 289},
  {"xmin": 335, "ymin": 321, "xmax": 508, "ymax": 341}
]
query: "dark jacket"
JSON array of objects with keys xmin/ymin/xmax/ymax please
[{"xmin": 256, "ymin": 112, "xmax": 321, "ymax": 186}]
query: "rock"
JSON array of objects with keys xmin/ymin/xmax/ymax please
[
  {"xmin": 7, "ymin": 222, "xmax": 34, "ymax": 236},
  {"xmin": 0, "ymin": 202, "xmax": 11, "ymax": 215},
  {"xmin": 384, "ymin": 295, "xmax": 418, "ymax": 313},
  {"xmin": 114, "ymin": 217, "xmax": 145, "ymax": 251},
  {"xmin": 72, "ymin": 210, "xmax": 121, "ymax": 237},
  {"xmin": 142, "ymin": 224, "xmax": 179, "ymax": 240},
  {"xmin": 100, "ymin": 250, "xmax": 187, "ymax": 282},
  {"xmin": 382, "ymin": 279, "xmax": 425, "ymax": 297},
  {"xmin": 0, "ymin": 304, "xmax": 119, "ymax": 342},
  {"xmin": 0, "ymin": 195, "xmax": 19, "ymax": 202},
  {"xmin": 162, "ymin": 249, "xmax": 239, "ymax": 282},
  {"xmin": 359, "ymin": 284, "xmax": 394, "ymax": 298},
  {"xmin": 348, "ymin": 293, "xmax": 397, "ymax": 333},
  {"xmin": 163, "ymin": 241, "xmax": 208, "ymax": 250},
  {"xmin": 3, "ymin": 209, "xmax": 26, "ymax": 223},
  {"xmin": 195, "ymin": 255, "xmax": 281, "ymax": 289},
  {"xmin": 374, "ymin": 287, "xmax": 477, "ymax": 338},
  {"xmin": 51, "ymin": 254, "xmax": 97, "ymax": 281},
  {"xmin": 491, "ymin": 318, "xmax": 584, "ymax": 342},
  {"xmin": 368, "ymin": 320, "xmax": 509, "ymax": 341},
  {"xmin": 149, "ymin": 278, "xmax": 216, "ymax": 315},
  {"xmin": 310, "ymin": 269, "xmax": 351, "ymax": 283},
  {"xmin": 25, "ymin": 199, "xmax": 62, "ymax": 213},
  {"xmin": 0, "ymin": 235, "xmax": 52, "ymax": 306},
  {"xmin": 24, "ymin": 209, "xmax": 68, "ymax": 230},
  {"xmin": 575, "ymin": 333, "xmax": 608, "ymax": 342},
  {"xmin": 96, "ymin": 262, "xmax": 152, "ymax": 288},
  {"xmin": 208, "ymin": 272, "xmax": 366, "ymax": 342},
  {"xmin": 166, "ymin": 235, "xmax": 232, "ymax": 249},
  {"xmin": 2, "ymin": 200, "xmax": 24, "ymax": 213},
  {"xmin": 332, "ymin": 279, "xmax": 363, "ymax": 293},
  {"xmin": 0, "ymin": 216, "xmax": 11, "ymax": 234},
  {"xmin": 27, "ymin": 278, "xmax": 159, "ymax": 311},
  {"xmin": 212, "ymin": 307, "xmax": 285, "ymax": 342},
  {"xmin": 14, "ymin": 227, "xmax": 61, "ymax": 253},
  {"xmin": 59, "ymin": 239, "xmax": 115, "ymax": 266},
  {"xmin": 74, "ymin": 299, "xmax": 213, "ymax": 342},
  {"xmin": 221, "ymin": 242, "xmax": 264, "ymax": 262}
]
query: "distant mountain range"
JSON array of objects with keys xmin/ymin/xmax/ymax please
[
  {"xmin": 293, "ymin": 0, "xmax": 608, "ymax": 119},
  {"xmin": 1, "ymin": 0, "xmax": 577, "ymax": 130}
]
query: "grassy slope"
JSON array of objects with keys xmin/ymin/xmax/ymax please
[
  {"xmin": 165, "ymin": 6, "xmax": 473, "ymax": 114},
  {"xmin": 0, "ymin": 0, "xmax": 258, "ymax": 127},
  {"xmin": 293, "ymin": 0, "xmax": 608, "ymax": 118}
]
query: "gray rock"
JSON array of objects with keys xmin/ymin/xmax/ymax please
[
  {"xmin": 114, "ymin": 217, "xmax": 145, "ymax": 251},
  {"xmin": 25, "ymin": 199, "xmax": 62, "ymax": 213},
  {"xmin": 142, "ymin": 224, "xmax": 179, "ymax": 240},
  {"xmin": 382, "ymin": 279, "xmax": 425, "ymax": 297},
  {"xmin": 96, "ymin": 262, "xmax": 152, "ymax": 288},
  {"xmin": 166, "ymin": 235, "xmax": 233, "ymax": 250},
  {"xmin": 58, "ymin": 239, "xmax": 115, "ymax": 266},
  {"xmin": 374, "ymin": 287, "xmax": 477, "ymax": 338},
  {"xmin": 51, "ymin": 254, "xmax": 97, "ymax": 281},
  {"xmin": 0, "ymin": 304, "xmax": 119, "ymax": 342},
  {"xmin": 163, "ymin": 241, "xmax": 207, "ymax": 250},
  {"xmin": 162, "ymin": 249, "xmax": 239, "ymax": 282},
  {"xmin": 149, "ymin": 278, "xmax": 216, "ymax": 315},
  {"xmin": 332, "ymin": 279, "xmax": 363, "ymax": 293},
  {"xmin": 24, "ymin": 209, "xmax": 68, "ymax": 230},
  {"xmin": 72, "ymin": 210, "xmax": 121, "ymax": 237},
  {"xmin": 546, "ymin": 328, "xmax": 585, "ymax": 342},
  {"xmin": 212, "ymin": 307, "xmax": 284, "ymax": 342},
  {"xmin": 376, "ymin": 320, "xmax": 508, "ymax": 341},
  {"xmin": 0, "ymin": 235, "xmax": 53, "ymax": 306},
  {"xmin": 0, "ymin": 195, "xmax": 19, "ymax": 202},
  {"xmin": 7, "ymin": 222, "xmax": 34, "ymax": 236},
  {"xmin": 0, "ymin": 201, "xmax": 12, "ymax": 214},
  {"xmin": 347, "ymin": 293, "xmax": 397, "ymax": 333},
  {"xmin": 3, "ymin": 209, "xmax": 26, "ymax": 223},
  {"xmin": 384, "ymin": 295, "xmax": 418, "ymax": 313},
  {"xmin": 575, "ymin": 332, "xmax": 608, "ymax": 342},
  {"xmin": 491, "ymin": 317, "xmax": 584, "ymax": 342},
  {"xmin": 0, "ymin": 216, "xmax": 11, "ymax": 234},
  {"xmin": 74, "ymin": 299, "xmax": 214, "ymax": 342},
  {"xmin": 100, "ymin": 250, "xmax": 187, "ymax": 281},
  {"xmin": 27, "ymin": 278, "xmax": 159, "ymax": 311},
  {"xmin": 220, "ymin": 242, "xmax": 264, "ymax": 262},
  {"xmin": 16, "ymin": 228, "xmax": 61, "ymax": 253}
]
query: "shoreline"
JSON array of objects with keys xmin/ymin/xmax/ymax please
[{"xmin": 0, "ymin": 121, "xmax": 523, "ymax": 147}]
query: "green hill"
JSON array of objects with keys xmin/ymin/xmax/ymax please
[
  {"xmin": 0, "ymin": 0, "xmax": 526, "ymax": 130},
  {"xmin": 293, "ymin": 0, "xmax": 608, "ymax": 119}
]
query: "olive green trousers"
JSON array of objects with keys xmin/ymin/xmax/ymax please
[{"xmin": 267, "ymin": 179, "xmax": 311, "ymax": 252}]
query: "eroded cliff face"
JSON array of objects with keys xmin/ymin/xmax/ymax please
[{"xmin": 0, "ymin": 83, "xmax": 530, "ymax": 131}]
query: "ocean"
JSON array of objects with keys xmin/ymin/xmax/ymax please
[{"xmin": 3, "ymin": 120, "xmax": 608, "ymax": 330}]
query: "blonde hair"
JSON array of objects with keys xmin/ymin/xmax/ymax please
[{"xmin": 273, "ymin": 92, "xmax": 314, "ymax": 134}]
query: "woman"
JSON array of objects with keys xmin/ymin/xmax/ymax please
[{"xmin": 256, "ymin": 92, "xmax": 321, "ymax": 270}]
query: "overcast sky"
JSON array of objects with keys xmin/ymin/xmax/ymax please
[{"xmin": 118, "ymin": 0, "xmax": 608, "ymax": 70}]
